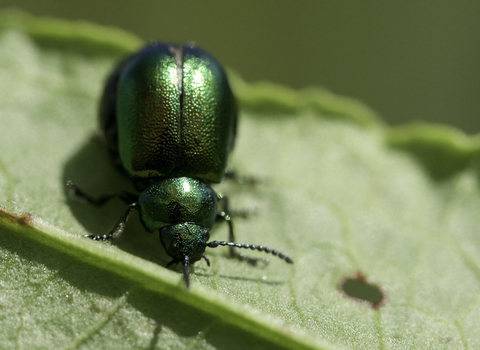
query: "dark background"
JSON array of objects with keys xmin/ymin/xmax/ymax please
[{"xmin": 2, "ymin": 1, "xmax": 479, "ymax": 132}]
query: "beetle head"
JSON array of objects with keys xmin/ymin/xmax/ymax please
[{"xmin": 160, "ymin": 223, "xmax": 210, "ymax": 263}]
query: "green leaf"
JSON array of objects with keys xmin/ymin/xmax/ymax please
[{"xmin": 1, "ymin": 10, "xmax": 480, "ymax": 350}]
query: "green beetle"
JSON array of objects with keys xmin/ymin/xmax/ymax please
[{"xmin": 68, "ymin": 43, "xmax": 292, "ymax": 287}]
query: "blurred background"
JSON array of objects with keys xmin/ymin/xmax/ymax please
[{"xmin": 2, "ymin": 1, "xmax": 479, "ymax": 132}]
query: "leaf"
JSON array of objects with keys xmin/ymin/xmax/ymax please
[{"xmin": 1, "ymin": 10, "xmax": 480, "ymax": 350}]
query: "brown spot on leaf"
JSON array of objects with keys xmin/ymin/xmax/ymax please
[{"xmin": 0, "ymin": 205, "xmax": 37, "ymax": 226}]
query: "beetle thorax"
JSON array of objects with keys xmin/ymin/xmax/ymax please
[{"xmin": 138, "ymin": 177, "xmax": 217, "ymax": 233}]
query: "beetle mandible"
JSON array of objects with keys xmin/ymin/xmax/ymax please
[{"xmin": 68, "ymin": 43, "xmax": 293, "ymax": 287}]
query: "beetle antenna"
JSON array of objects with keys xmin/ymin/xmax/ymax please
[{"xmin": 206, "ymin": 241, "xmax": 293, "ymax": 264}]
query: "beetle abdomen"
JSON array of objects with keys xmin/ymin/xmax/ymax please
[{"xmin": 100, "ymin": 43, "xmax": 237, "ymax": 184}]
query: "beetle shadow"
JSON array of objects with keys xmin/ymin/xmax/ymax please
[
  {"xmin": 62, "ymin": 134, "xmax": 170, "ymax": 266},
  {"xmin": 194, "ymin": 271, "xmax": 285, "ymax": 286}
]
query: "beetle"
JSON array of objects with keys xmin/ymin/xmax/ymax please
[{"xmin": 68, "ymin": 43, "xmax": 293, "ymax": 287}]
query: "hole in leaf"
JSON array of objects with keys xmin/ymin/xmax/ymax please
[{"xmin": 339, "ymin": 272, "xmax": 385, "ymax": 309}]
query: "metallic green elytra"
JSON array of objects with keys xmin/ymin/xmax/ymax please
[
  {"xmin": 68, "ymin": 43, "xmax": 293, "ymax": 288},
  {"xmin": 101, "ymin": 43, "xmax": 236, "ymax": 183}
]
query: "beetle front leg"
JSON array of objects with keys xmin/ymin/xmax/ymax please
[
  {"xmin": 67, "ymin": 181, "xmax": 138, "ymax": 206},
  {"xmin": 216, "ymin": 195, "xmax": 267, "ymax": 265},
  {"xmin": 216, "ymin": 193, "xmax": 256, "ymax": 219},
  {"xmin": 84, "ymin": 202, "xmax": 138, "ymax": 241},
  {"xmin": 224, "ymin": 169, "xmax": 262, "ymax": 186},
  {"xmin": 215, "ymin": 210, "xmax": 236, "ymax": 257},
  {"xmin": 67, "ymin": 181, "xmax": 139, "ymax": 241}
]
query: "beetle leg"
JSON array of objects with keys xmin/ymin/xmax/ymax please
[
  {"xmin": 216, "ymin": 193, "xmax": 254, "ymax": 219},
  {"xmin": 67, "ymin": 180, "xmax": 138, "ymax": 205},
  {"xmin": 202, "ymin": 255, "xmax": 211, "ymax": 267},
  {"xmin": 215, "ymin": 210, "xmax": 235, "ymax": 257},
  {"xmin": 216, "ymin": 204, "xmax": 266, "ymax": 266},
  {"xmin": 224, "ymin": 169, "xmax": 262, "ymax": 186},
  {"xmin": 165, "ymin": 258, "xmax": 180, "ymax": 269},
  {"xmin": 84, "ymin": 202, "xmax": 138, "ymax": 241}
]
